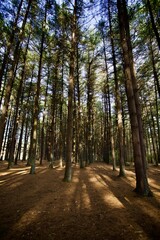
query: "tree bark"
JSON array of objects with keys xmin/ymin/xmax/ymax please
[
  {"xmin": 108, "ymin": 0, "xmax": 125, "ymax": 175},
  {"xmin": 146, "ymin": 0, "xmax": 160, "ymax": 49},
  {"xmin": 0, "ymin": 0, "xmax": 32, "ymax": 154},
  {"xmin": 117, "ymin": 0, "xmax": 152, "ymax": 196},
  {"xmin": 29, "ymin": 3, "xmax": 47, "ymax": 174},
  {"xmin": 64, "ymin": 0, "xmax": 77, "ymax": 182}
]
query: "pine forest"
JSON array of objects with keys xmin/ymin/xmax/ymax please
[{"xmin": 0, "ymin": 0, "xmax": 160, "ymax": 239}]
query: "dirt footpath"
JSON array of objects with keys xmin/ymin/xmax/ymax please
[{"xmin": 0, "ymin": 161, "xmax": 160, "ymax": 240}]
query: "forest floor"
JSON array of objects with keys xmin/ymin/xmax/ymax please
[{"xmin": 0, "ymin": 161, "xmax": 160, "ymax": 240}]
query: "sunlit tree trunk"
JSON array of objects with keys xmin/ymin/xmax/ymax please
[
  {"xmin": 0, "ymin": 110, "xmax": 11, "ymax": 160},
  {"xmin": 0, "ymin": 57, "xmax": 9, "ymax": 108}
]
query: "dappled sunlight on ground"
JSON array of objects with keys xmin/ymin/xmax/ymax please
[
  {"xmin": 88, "ymin": 173, "xmax": 125, "ymax": 209},
  {"xmin": 0, "ymin": 161, "xmax": 160, "ymax": 240}
]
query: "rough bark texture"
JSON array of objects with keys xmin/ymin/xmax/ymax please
[{"xmin": 117, "ymin": 0, "xmax": 151, "ymax": 195}]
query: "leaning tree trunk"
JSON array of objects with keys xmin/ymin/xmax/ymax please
[{"xmin": 117, "ymin": 0, "xmax": 152, "ymax": 196}]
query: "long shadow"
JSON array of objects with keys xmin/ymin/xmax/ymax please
[
  {"xmin": 67, "ymin": 165, "xmax": 147, "ymax": 239},
  {"xmin": 1, "ymin": 162, "xmax": 160, "ymax": 240},
  {"xmin": 93, "ymin": 165, "xmax": 160, "ymax": 240}
]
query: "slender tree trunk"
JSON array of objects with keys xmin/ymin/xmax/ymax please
[
  {"xmin": 102, "ymin": 76, "xmax": 110, "ymax": 164},
  {"xmin": 150, "ymin": 104, "xmax": 159, "ymax": 165},
  {"xmin": 40, "ymin": 68, "xmax": 49, "ymax": 165},
  {"xmin": 108, "ymin": 0, "xmax": 125, "ymax": 175},
  {"xmin": 15, "ymin": 115, "xmax": 25, "ymax": 163},
  {"xmin": 0, "ymin": 0, "xmax": 24, "ymax": 87},
  {"xmin": 29, "ymin": 5, "xmax": 47, "ymax": 174},
  {"xmin": 0, "ymin": 110, "xmax": 11, "ymax": 161},
  {"xmin": 101, "ymin": 33, "xmax": 116, "ymax": 168},
  {"xmin": 8, "ymin": 34, "xmax": 30, "ymax": 168},
  {"xmin": 0, "ymin": 63, "xmax": 8, "ymax": 108},
  {"xmin": 87, "ymin": 59, "xmax": 94, "ymax": 165},
  {"xmin": 149, "ymin": 37, "xmax": 160, "ymax": 162},
  {"xmin": 146, "ymin": 0, "xmax": 160, "ymax": 49},
  {"xmin": 22, "ymin": 118, "xmax": 30, "ymax": 162},
  {"xmin": 64, "ymin": 0, "xmax": 77, "ymax": 182},
  {"xmin": 76, "ymin": 45, "xmax": 83, "ymax": 168},
  {"xmin": 0, "ymin": 0, "xmax": 32, "ymax": 153},
  {"xmin": 59, "ymin": 53, "xmax": 64, "ymax": 168}
]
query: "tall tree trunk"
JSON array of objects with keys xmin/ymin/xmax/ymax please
[
  {"xmin": 150, "ymin": 105, "xmax": 159, "ymax": 165},
  {"xmin": 146, "ymin": 0, "xmax": 160, "ymax": 49},
  {"xmin": 101, "ymin": 29, "xmax": 116, "ymax": 168},
  {"xmin": 108, "ymin": 0, "xmax": 125, "ymax": 175},
  {"xmin": 0, "ymin": 0, "xmax": 32, "ymax": 154},
  {"xmin": 0, "ymin": 0, "xmax": 24, "ymax": 88},
  {"xmin": 117, "ymin": 0, "xmax": 152, "ymax": 196},
  {"xmin": 75, "ymin": 44, "xmax": 83, "ymax": 168},
  {"xmin": 29, "ymin": 4, "xmax": 47, "ymax": 174},
  {"xmin": 149, "ymin": 37, "xmax": 160, "ymax": 162},
  {"xmin": 87, "ymin": 59, "xmax": 94, "ymax": 165},
  {"xmin": 8, "ymin": 34, "xmax": 30, "ymax": 168},
  {"xmin": 59, "ymin": 53, "xmax": 64, "ymax": 168},
  {"xmin": 0, "ymin": 110, "xmax": 11, "ymax": 161},
  {"xmin": 64, "ymin": 0, "xmax": 77, "ymax": 182},
  {"xmin": 15, "ymin": 115, "xmax": 25, "ymax": 163},
  {"xmin": 40, "ymin": 68, "xmax": 49, "ymax": 165},
  {"xmin": 48, "ymin": 55, "xmax": 59, "ymax": 168}
]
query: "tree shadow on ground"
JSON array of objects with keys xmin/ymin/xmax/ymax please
[{"xmin": 0, "ymin": 162, "xmax": 160, "ymax": 240}]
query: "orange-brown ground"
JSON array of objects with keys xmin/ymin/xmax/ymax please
[{"xmin": 0, "ymin": 161, "xmax": 160, "ymax": 240}]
